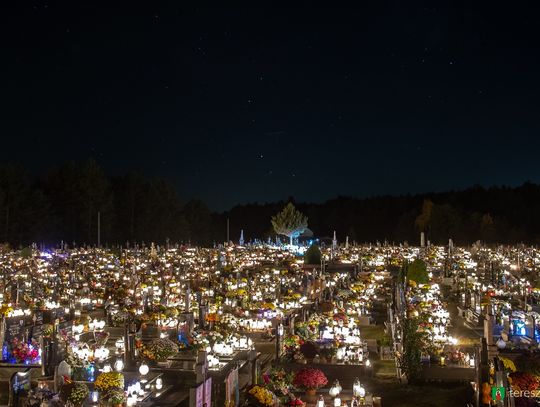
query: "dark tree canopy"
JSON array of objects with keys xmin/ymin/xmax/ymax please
[
  {"xmin": 2, "ymin": 161, "xmax": 540, "ymax": 247},
  {"xmin": 304, "ymin": 244, "xmax": 322, "ymax": 265},
  {"xmin": 407, "ymin": 259, "xmax": 429, "ymax": 285}
]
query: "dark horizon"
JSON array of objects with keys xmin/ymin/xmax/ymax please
[
  {"xmin": 2, "ymin": 159, "xmax": 540, "ymax": 247},
  {"xmin": 1, "ymin": 157, "xmax": 538, "ymax": 213}
]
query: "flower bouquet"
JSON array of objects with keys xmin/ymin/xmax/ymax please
[
  {"xmin": 11, "ymin": 338, "xmax": 39, "ymax": 364},
  {"xmin": 206, "ymin": 313, "xmax": 219, "ymax": 323},
  {"xmin": 283, "ymin": 335, "xmax": 303, "ymax": 349},
  {"xmin": 59, "ymin": 381, "xmax": 89, "ymax": 407},
  {"xmin": 293, "ymin": 368, "xmax": 328, "ymax": 395},
  {"xmin": 263, "ymin": 368, "xmax": 294, "ymax": 401},
  {"xmin": 246, "ymin": 385, "xmax": 276, "ymax": 407},
  {"xmin": 100, "ymin": 388, "xmax": 127, "ymax": 407},
  {"xmin": 42, "ymin": 324, "xmax": 54, "ymax": 339},
  {"xmin": 287, "ymin": 395, "xmax": 306, "ymax": 407},
  {"xmin": 95, "ymin": 372, "xmax": 124, "ymax": 393},
  {"xmin": 146, "ymin": 337, "xmax": 179, "ymax": 362},
  {"xmin": 111, "ymin": 311, "xmax": 129, "ymax": 327}
]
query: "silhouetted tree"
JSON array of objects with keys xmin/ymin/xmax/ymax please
[
  {"xmin": 415, "ymin": 199, "xmax": 433, "ymax": 236},
  {"xmin": 0, "ymin": 163, "xmax": 31, "ymax": 244},
  {"xmin": 304, "ymin": 244, "xmax": 322, "ymax": 265},
  {"xmin": 183, "ymin": 199, "xmax": 212, "ymax": 245},
  {"xmin": 78, "ymin": 159, "xmax": 113, "ymax": 245},
  {"xmin": 3, "ymin": 160, "xmax": 540, "ymax": 246}
]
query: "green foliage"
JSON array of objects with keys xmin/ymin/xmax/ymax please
[
  {"xmin": 398, "ymin": 317, "xmax": 426, "ymax": 383},
  {"xmin": 407, "ymin": 259, "xmax": 429, "ymax": 284},
  {"xmin": 271, "ymin": 203, "xmax": 308, "ymax": 244},
  {"xmin": 19, "ymin": 246, "xmax": 32, "ymax": 258},
  {"xmin": 304, "ymin": 244, "xmax": 321, "ymax": 265}
]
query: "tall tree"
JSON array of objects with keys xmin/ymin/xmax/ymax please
[
  {"xmin": 480, "ymin": 213, "xmax": 496, "ymax": 243},
  {"xmin": 0, "ymin": 163, "xmax": 30, "ymax": 244},
  {"xmin": 78, "ymin": 159, "xmax": 113, "ymax": 245},
  {"xmin": 183, "ymin": 199, "xmax": 212, "ymax": 245},
  {"xmin": 415, "ymin": 199, "xmax": 433, "ymax": 235},
  {"xmin": 398, "ymin": 317, "xmax": 428, "ymax": 383},
  {"xmin": 271, "ymin": 202, "xmax": 308, "ymax": 245},
  {"xmin": 110, "ymin": 173, "xmax": 146, "ymax": 242},
  {"xmin": 430, "ymin": 203, "xmax": 462, "ymax": 244},
  {"xmin": 43, "ymin": 161, "xmax": 82, "ymax": 243}
]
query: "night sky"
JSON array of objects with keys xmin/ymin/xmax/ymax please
[{"xmin": 3, "ymin": 2, "xmax": 540, "ymax": 210}]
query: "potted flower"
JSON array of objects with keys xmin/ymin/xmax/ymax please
[
  {"xmin": 246, "ymin": 385, "xmax": 275, "ymax": 407},
  {"xmin": 101, "ymin": 388, "xmax": 127, "ymax": 407},
  {"xmin": 288, "ymin": 394, "xmax": 306, "ymax": 407},
  {"xmin": 263, "ymin": 368, "xmax": 294, "ymax": 403},
  {"xmin": 95, "ymin": 372, "xmax": 125, "ymax": 393},
  {"xmin": 293, "ymin": 368, "xmax": 328, "ymax": 397},
  {"xmin": 147, "ymin": 337, "xmax": 179, "ymax": 366},
  {"xmin": 59, "ymin": 381, "xmax": 89, "ymax": 407},
  {"xmin": 42, "ymin": 324, "xmax": 54, "ymax": 339}
]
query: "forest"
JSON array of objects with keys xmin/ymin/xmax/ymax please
[{"xmin": 1, "ymin": 160, "xmax": 539, "ymax": 247}]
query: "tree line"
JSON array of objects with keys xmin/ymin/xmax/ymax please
[
  {"xmin": 221, "ymin": 184, "xmax": 540, "ymax": 246},
  {"xmin": 0, "ymin": 160, "xmax": 213, "ymax": 247},
  {"xmin": 1, "ymin": 160, "xmax": 540, "ymax": 247}
]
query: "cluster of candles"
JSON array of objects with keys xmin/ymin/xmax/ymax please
[{"xmin": 316, "ymin": 378, "xmax": 366, "ymax": 406}]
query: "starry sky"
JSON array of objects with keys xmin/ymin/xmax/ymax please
[{"xmin": 3, "ymin": 2, "xmax": 540, "ymax": 210}]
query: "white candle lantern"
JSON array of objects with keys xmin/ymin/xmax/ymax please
[
  {"xmin": 329, "ymin": 380, "xmax": 342, "ymax": 398},
  {"xmin": 114, "ymin": 359, "xmax": 124, "ymax": 372},
  {"xmin": 139, "ymin": 363, "xmax": 149, "ymax": 376}
]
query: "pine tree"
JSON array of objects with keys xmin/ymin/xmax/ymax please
[{"xmin": 271, "ymin": 203, "xmax": 308, "ymax": 245}]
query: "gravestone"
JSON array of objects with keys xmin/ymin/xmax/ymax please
[{"xmin": 8, "ymin": 369, "xmax": 31, "ymax": 407}]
